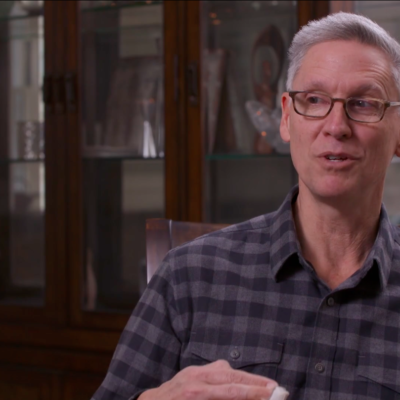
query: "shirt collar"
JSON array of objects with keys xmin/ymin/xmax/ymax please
[
  {"xmin": 269, "ymin": 185, "xmax": 302, "ymax": 278},
  {"xmin": 269, "ymin": 185, "xmax": 396, "ymax": 290},
  {"xmin": 366, "ymin": 205, "xmax": 395, "ymax": 289}
]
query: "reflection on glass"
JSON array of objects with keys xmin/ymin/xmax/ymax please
[
  {"xmin": 3, "ymin": 162, "xmax": 45, "ymax": 306},
  {"xmin": 0, "ymin": 1, "xmax": 44, "ymax": 20},
  {"xmin": 81, "ymin": 1, "xmax": 164, "ymax": 158},
  {"xmin": 330, "ymin": 1, "xmax": 400, "ymax": 223},
  {"xmin": 203, "ymin": 1, "xmax": 298, "ymax": 223},
  {"xmin": 17, "ymin": 1, "xmax": 44, "ymax": 16},
  {"xmin": 203, "ymin": 1, "xmax": 296, "ymax": 156},
  {"xmin": 0, "ymin": 11, "xmax": 45, "ymax": 306},
  {"xmin": 81, "ymin": 1, "xmax": 164, "ymax": 312},
  {"xmin": 205, "ymin": 158, "xmax": 297, "ymax": 224}
]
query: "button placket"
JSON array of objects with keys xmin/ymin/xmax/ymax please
[{"xmin": 303, "ymin": 296, "xmax": 340, "ymax": 400}]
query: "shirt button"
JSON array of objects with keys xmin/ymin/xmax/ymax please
[
  {"xmin": 315, "ymin": 362, "xmax": 325, "ymax": 373},
  {"xmin": 230, "ymin": 348, "xmax": 240, "ymax": 359},
  {"xmin": 327, "ymin": 297, "xmax": 335, "ymax": 307}
]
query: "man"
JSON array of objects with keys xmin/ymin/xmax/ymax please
[{"xmin": 93, "ymin": 12, "xmax": 400, "ymax": 400}]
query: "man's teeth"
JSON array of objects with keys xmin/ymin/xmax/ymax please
[{"xmin": 326, "ymin": 156, "xmax": 347, "ymax": 161}]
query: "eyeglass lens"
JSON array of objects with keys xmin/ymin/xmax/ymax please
[{"xmin": 294, "ymin": 92, "xmax": 384, "ymax": 122}]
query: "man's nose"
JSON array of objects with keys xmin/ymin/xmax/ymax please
[{"xmin": 322, "ymin": 100, "xmax": 352, "ymax": 139}]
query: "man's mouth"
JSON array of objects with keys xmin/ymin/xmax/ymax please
[{"xmin": 325, "ymin": 155, "xmax": 348, "ymax": 161}]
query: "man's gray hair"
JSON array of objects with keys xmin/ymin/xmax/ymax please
[{"xmin": 287, "ymin": 12, "xmax": 400, "ymax": 96}]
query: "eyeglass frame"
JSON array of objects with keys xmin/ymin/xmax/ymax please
[{"xmin": 288, "ymin": 90, "xmax": 400, "ymax": 123}]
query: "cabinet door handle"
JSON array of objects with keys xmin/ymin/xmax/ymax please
[
  {"xmin": 53, "ymin": 75, "xmax": 65, "ymax": 114},
  {"xmin": 64, "ymin": 72, "xmax": 77, "ymax": 112},
  {"xmin": 43, "ymin": 74, "xmax": 53, "ymax": 112},
  {"xmin": 187, "ymin": 61, "xmax": 198, "ymax": 106}
]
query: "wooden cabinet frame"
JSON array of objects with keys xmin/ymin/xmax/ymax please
[
  {"xmin": 0, "ymin": 0, "xmax": 68, "ymax": 325},
  {"xmin": 0, "ymin": 0, "xmax": 330, "ymax": 332},
  {"xmin": 182, "ymin": 0, "xmax": 330, "ymax": 223},
  {"xmin": 0, "ymin": 1, "xmax": 331, "ymax": 394}
]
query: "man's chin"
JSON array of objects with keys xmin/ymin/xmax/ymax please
[{"xmin": 300, "ymin": 179, "xmax": 359, "ymax": 202}]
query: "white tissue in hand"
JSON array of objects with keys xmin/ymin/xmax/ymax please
[{"xmin": 270, "ymin": 386, "xmax": 289, "ymax": 400}]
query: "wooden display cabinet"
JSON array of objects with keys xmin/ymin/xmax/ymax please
[{"xmin": 0, "ymin": 1, "xmax": 330, "ymax": 398}]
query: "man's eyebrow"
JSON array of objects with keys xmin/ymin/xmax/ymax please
[
  {"xmin": 300, "ymin": 82, "xmax": 385, "ymax": 97},
  {"xmin": 350, "ymin": 83, "xmax": 385, "ymax": 96}
]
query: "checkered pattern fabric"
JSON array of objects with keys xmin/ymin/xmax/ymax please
[{"xmin": 92, "ymin": 186, "xmax": 400, "ymax": 400}]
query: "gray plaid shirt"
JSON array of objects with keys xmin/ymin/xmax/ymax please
[{"xmin": 93, "ymin": 186, "xmax": 400, "ymax": 400}]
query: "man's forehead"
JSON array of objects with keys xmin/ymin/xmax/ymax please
[
  {"xmin": 295, "ymin": 40, "xmax": 395, "ymax": 95},
  {"xmin": 300, "ymin": 79, "xmax": 386, "ymax": 95}
]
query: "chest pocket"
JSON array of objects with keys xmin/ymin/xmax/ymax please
[
  {"xmin": 356, "ymin": 353, "xmax": 400, "ymax": 400},
  {"xmin": 189, "ymin": 328, "xmax": 284, "ymax": 380}
]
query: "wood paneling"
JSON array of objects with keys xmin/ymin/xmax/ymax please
[
  {"xmin": 63, "ymin": 374, "xmax": 104, "ymax": 400},
  {"xmin": 0, "ymin": 324, "xmax": 120, "ymax": 352},
  {"xmin": 165, "ymin": 1, "xmax": 205, "ymax": 223},
  {"xmin": 0, "ymin": 367, "xmax": 60, "ymax": 400},
  {"xmin": 0, "ymin": 345, "xmax": 111, "ymax": 375},
  {"xmin": 186, "ymin": 1, "xmax": 203, "ymax": 222},
  {"xmin": 330, "ymin": 1, "xmax": 354, "ymax": 13},
  {"xmin": 298, "ymin": 1, "xmax": 330, "ymax": 27},
  {"xmin": 314, "ymin": 1, "xmax": 330, "ymax": 18}
]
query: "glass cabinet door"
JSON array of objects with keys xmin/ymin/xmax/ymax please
[
  {"xmin": 0, "ymin": 1, "xmax": 45, "ymax": 308},
  {"xmin": 79, "ymin": 0, "xmax": 164, "ymax": 313},
  {"xmin": 330, "ymin": 0, "xmax": 400, "ymax": 225},
  {"xmin": 201, "ymin": 1, "xmax": 298, "ymax": 224}
]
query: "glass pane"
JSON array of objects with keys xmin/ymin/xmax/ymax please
[
  {"xmin": 330, "ymin": 1, "xmax": 400, "ymax": 224},
  {"xmin": 80, "ymin": 0, "xmax": 164, "ymax": 312},
  {"xmin": 0, "ymin": 2, "xmax": 45, "ymax": 306},
  {"xmin": 202, "ymin": 1, "xmax": 298, "ymax": 223}
]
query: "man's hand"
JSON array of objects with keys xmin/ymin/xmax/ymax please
[{"xmin": 137, "ymin": 359, "xmax": 278, "ymax": 400}]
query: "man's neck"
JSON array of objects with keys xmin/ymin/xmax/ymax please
[{"xmin": 293, "ymin": 185, "xmax": 381, "ymax": 290}]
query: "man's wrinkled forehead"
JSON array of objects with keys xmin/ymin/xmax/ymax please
[
  {"xmin": 293, "ymin": 40, "xmax": 397, "ymax": 97},
  {"xmin": 300, "ymin": 79, "xmax": 387, "ymax": 97}
]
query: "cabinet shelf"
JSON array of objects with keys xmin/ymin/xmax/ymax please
[
  {"xmin": 82, "ymin": 155, "xmax": 164, "ymax": 161},
  {"xmin": 82, "ymin": 149, "xmax": 164, "ymax": 161},
  {"xmin": 206, "ymin": 153, "xmax": 292, "ymax": 161},
  {"xmin": 0, "ymin": 158, "xmax": 44, "ymax": 164},
  {"xmin": 81, "ymin": 1, "xmax": 162, "ymax": 14},
  {"xmin": 0, "ymin": 13, "xmax": 43, "ymax": 23},
  {"xmin": 81, "ymin": 23, "xmax": 161, "ymax": 35}
]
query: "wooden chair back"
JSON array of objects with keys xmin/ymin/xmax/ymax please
[{"xmin": 146, "ymin": 218, "xmax": 229, "ymax": 282}]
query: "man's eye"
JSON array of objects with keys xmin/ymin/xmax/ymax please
[
  {"xmin": 349, "ymin": 99, "xmax": 374, "ymax": 108},
  {"xmin": 305, "ymin": 95, "xmax": 329, "ymax": 105},
  {"xmin": 307, "ymin": 96, "xmax": 323, "ymax": 104}
]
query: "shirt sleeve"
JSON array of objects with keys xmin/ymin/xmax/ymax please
[{"xmin": 91, "ymin": 255, "xmax": 184, "ymax": 400}]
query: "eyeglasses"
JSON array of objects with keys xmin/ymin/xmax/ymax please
[{"xmin": 288, "ymin": 91, "xmax": 400, "ymax": 123}]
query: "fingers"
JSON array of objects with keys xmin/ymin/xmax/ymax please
[
  {"xmin": 192, "ymin": 360, "xmax": 278, "ymax": 389},
  {"xmin": 151, "ymin": 360, "xmax": 281, "ymax": 400},
  {"xmin": 203, "ymin": 382, "xmax": 277, "ymax": 400}
]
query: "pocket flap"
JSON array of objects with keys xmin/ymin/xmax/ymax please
[
  {"xmin": 358, "ymin": 353, "xmax": 400, "ymax": 394},
  {"xmin": 190, "ymin": 328, "xmax": 284, "ymax": 369}
]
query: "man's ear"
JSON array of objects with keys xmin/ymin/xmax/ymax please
[
  {"xmin": 280, "ymin": 93, "xmax": 291, "ymax": 143},
  {"xmin": 395, "ymin": 142, "xmax": 400, "ymax": 157},
  {"xmin": 394, "ymin": 123, "xmax": 400, "ymax": 157}
]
